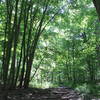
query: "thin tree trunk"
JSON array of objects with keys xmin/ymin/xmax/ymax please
[{"xmin": 24, "ymin": 1, "xmax": 49, "ymax": 88}]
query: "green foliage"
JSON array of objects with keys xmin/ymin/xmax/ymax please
[
  {"xmin": 0, "ymin": 0, "xmax": 100, "ymax": 97},
  {"xmin": 76, "ymin": 84, "xmax": 90, "ymax": 94}
]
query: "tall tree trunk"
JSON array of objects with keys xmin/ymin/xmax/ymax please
[
  {"xmin": 93, "ymin": 0, "xmax": 100, "ymax": 20},
  {"xmin": 24, "ymin": 1, "xmax": 49, "ymax": 88}
]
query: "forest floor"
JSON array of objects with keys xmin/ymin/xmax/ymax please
[
  {"xmin": 0, "ymin": 87, "xmax": 81, "ymax": 100},
  {"xmin": 0, "ymin": 87, "xmax": 98, "ymax": 100}
]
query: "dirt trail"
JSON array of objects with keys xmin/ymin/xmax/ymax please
[{"xmin": 0, "ymin": 87, "xmax": 83, "ymax": 100}]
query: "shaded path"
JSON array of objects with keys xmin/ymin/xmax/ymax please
[{"xmin": 0, "ymin": 87, "xmax": 82, "ymax": 100}]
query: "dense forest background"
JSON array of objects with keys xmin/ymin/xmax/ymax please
[{"xmin": 0, "ymin": 0, "xmax": 100, "ymax": 96}]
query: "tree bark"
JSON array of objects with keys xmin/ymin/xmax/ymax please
[{"xmin": 93, "ymin": 0, "xmax": 100, "ymax": 20}]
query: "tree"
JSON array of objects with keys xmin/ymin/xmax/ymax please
[
  {"xmin": 0, "ymin": 0, "xmax": 99, "ymax": 96},
  {"xmin": 93, "ymin": 0, "xmax": 100, "ymax": 20}
]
